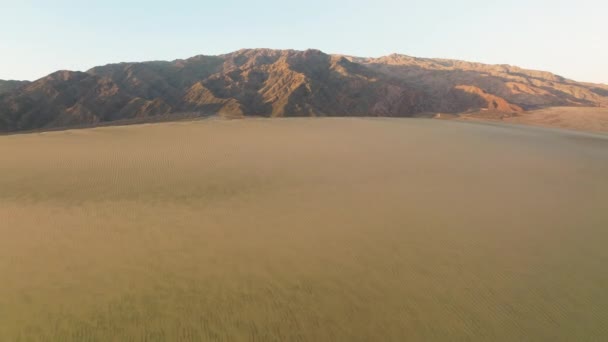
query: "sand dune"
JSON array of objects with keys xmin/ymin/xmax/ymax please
[
  {"xmin": 460, "ymin": 106, "xmax": 608, "ymax": 133},
  {"xmin": 1, "ymin": 118, "xmax": 607, "ymax": 340}
]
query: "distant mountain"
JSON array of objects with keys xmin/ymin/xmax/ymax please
[
  {"xmin": 0, "ymin": 80, "xmax": 29, "ymax": 94},
  {"xmin": 1, "ymin": 49, "xmax": 606, "ymax": 132}
]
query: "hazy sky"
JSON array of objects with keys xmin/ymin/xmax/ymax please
[{"xmin": 1, "ymin": 0, "xmax": 606, "ymax": 83}]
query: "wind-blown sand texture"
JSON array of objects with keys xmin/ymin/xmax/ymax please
[
  {"xmin": 461, "ymin": 106, "xmax": 608, "ymax": 133},
  {"xmin": 1, "ymin": 118, "xmax": 607, "ymax": 341}
]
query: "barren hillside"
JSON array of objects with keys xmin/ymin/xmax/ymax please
[
  {"xmin": 0, "ymin": 80, "xmax": 29, "ymax": 94},
  {"xmin": 1, "ymin": 49, "xmax": 606, "ymax": 132}
]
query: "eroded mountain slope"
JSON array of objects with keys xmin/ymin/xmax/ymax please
[{"xmin": 1, "ymin": 49, "xmax": 606, "ymax": 132}]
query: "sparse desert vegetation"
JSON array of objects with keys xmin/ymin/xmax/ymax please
[{"xmin": 1, "ymin": 117, "xmax": 607, "ymax": 341}]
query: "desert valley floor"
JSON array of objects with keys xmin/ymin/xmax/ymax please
[{"xmin": 1, "ymin": 117, "xmax": 607, "ymax": 341}]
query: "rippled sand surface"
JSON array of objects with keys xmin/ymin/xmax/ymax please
[{"xmin": 1, "ymin": 118, "xmax": 607, "ymax": 341}]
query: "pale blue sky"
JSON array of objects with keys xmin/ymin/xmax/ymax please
[{"xmin": 1, "ymin": 0, "xmax": 606, "ymax": 83}]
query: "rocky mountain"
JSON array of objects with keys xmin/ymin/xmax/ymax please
[
  {"xmin": 1, "ymin": 49, "xmax": 606, "ymax": 132},
  {"xmin": 0, "ymin": 80, "xmax": 30, "ymax": 94},
  {"xmin": 357, "ymin": 55, "xmax": 608, "ymax": 110}
]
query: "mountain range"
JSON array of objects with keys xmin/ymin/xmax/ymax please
[
  {"xmin": 1, "ymin": 48, "xmax": 607, "ymax": 132},
  {"xmin": 0, "ymin": 80, "xmax": 29, "ymax": 95}
]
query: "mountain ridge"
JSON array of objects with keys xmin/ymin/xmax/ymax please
[
  {"xmin": 0, "ymin": 80, "xmax": 30, "ymax": 95},
  {"xmin": 1, "ymin": 48, "xmax": 606, "ymax": 132}
]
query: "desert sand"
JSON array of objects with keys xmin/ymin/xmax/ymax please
[
  {"xmin": 1, "ymin": 117, "xmax": 607, "ymax": 341},
  {"xmin": 460, "ymin": 106, "xmax": 608, "ymax": 133}
]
